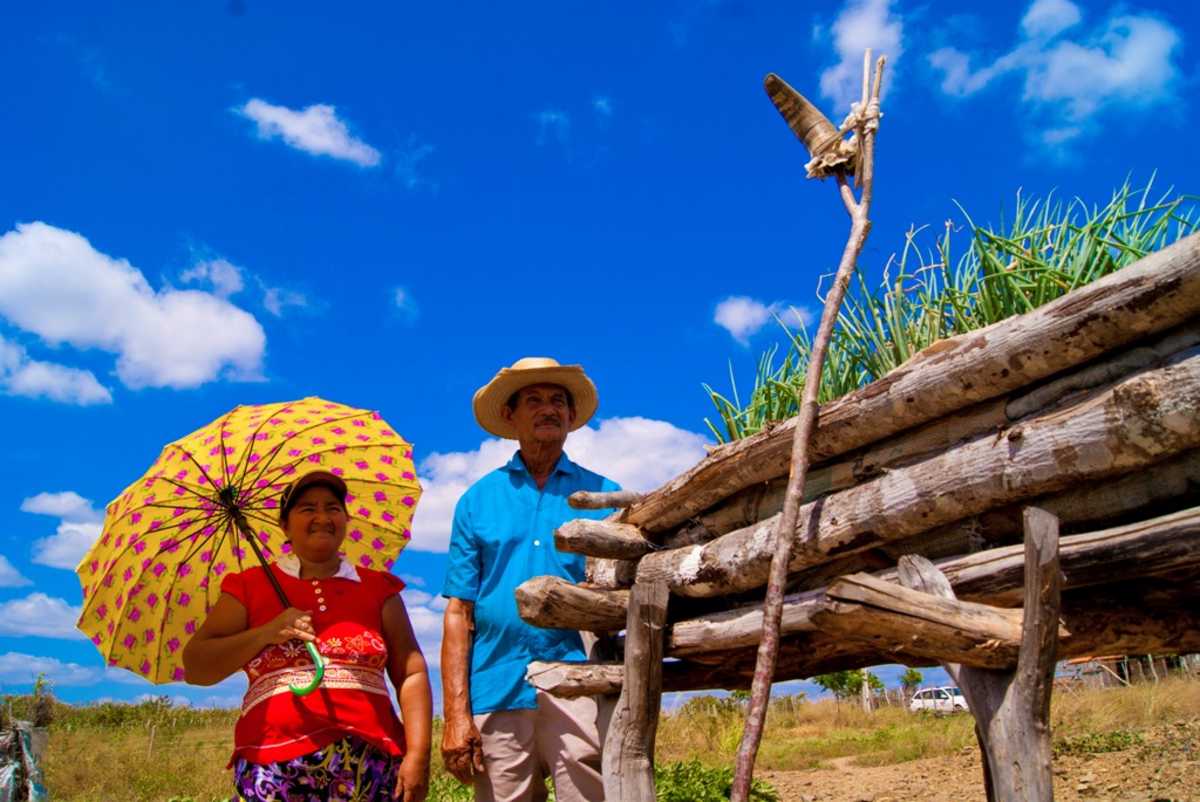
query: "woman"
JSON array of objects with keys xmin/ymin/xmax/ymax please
[{"xmin": 183, "ymin": 470, "xmax": 431, "ymax": 802}]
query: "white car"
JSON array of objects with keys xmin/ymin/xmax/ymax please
[{"xmin": 909, "ymin": 686, "xmax": 968, "ymax": 713}]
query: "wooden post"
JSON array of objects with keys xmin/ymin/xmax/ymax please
[
  {"xmin": 603, "ymin": 578, "xmax": 668, "ymax": 801},
  {"xmin": 898, "ymin": 506, "xmax": 1061, "ymax": 802}
]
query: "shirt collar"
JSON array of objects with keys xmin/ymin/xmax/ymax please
[
  {"xmin": 275, "ymin": 553, "xmax": 361, "ymax": 582},
  {"xmin": 502, "ymin": 450, "xmax": 578, "ymax": 478}
]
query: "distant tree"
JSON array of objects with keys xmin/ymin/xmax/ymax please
[
  {"xmin": 900, "ymin": 668, "xmax": 923, "ymax": 695},
  {"xmin": 864, "ymin": 671, "xmax": 884, "ymax": 692},
  {"xmin": 813, "ymin": 670, "xmax": 864, "ymax": 701}
]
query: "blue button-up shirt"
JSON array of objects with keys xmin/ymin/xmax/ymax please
[{"xmin": 441, "ymin": 450, "xmax": 619, "ymax": 714}]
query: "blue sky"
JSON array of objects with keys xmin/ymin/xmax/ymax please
[{"xmin": 1, "ymin": 0, "xmax": 1196, "ymax": 708}]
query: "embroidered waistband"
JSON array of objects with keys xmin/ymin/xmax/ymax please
[{"xmin": 243, "ymin": 662, "xmax": 389, "ymax": 713}]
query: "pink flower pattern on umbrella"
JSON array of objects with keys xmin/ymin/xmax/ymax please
[{"xmin": 73, "ymin": 396, "xmax": 421, "ymax": 686}]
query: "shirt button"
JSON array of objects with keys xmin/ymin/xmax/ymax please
[
  {"xmin": 311, "ymin": 580, "xmax": 319, "ymax": 586},
  {"xmin": 319, "ymin": 605, "xmax": 327, "ymax": 612},
  {"xmin": 533, "ymin": 539, "xmax": 541, "ymax": 546}
]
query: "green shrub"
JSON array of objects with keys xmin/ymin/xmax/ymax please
[
  {"xmin": 655, "ymin": 759, "xmax": 779, "ymax": 802},
  {"xmin": 705, "ymin": 179, "xmax": 1199, "ymax": 442},
  {"xmin": 1053, "ymin": 729, "xmax": 1144, "ymax": 757}
]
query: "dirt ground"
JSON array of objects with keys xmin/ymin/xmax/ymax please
[{"xmin": 758, "ymin": 720, "xmax": 1198, "ymax": 802}]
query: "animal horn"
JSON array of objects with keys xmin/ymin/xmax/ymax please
[{"xmin": 763, "ymin": 73, "xmax": 840, "ymax": 159}]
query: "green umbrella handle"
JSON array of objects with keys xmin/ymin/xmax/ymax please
[
  {"xmin": 229, "ymin": 511, "xmax": 325, "ymax": 696},
  {"xmin": 289, "ymin": 641, "xmax": 325, "ymax": 696}
]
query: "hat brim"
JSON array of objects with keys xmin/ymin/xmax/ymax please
[{"xmin": 472, "ymin": 365, "xmax": 598, "ymax": 439}]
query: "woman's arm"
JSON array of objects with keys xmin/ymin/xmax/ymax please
[
  {"xmin": 182, "ymin": 593, "xmax": 314, "ymax": 686},
  {"xmin": 383, "ymin": 595, "xmax": 432, "ymax": 802}
]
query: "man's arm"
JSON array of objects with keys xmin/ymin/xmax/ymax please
[{"xmin": 441, "ymin": 598, "xmax": 485, "ymax": 784}]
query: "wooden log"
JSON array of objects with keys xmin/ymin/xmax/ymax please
[
  {"xmin": 637, "ymin": 349, "xmax": 1200, "ymax": 598},
  {"xmin": 617, "ymin": 234, "xmax": 1200, "ymax": 534},
  {"xmin": 570, "ymin": 489, "xmax": 644, "ymax": 510},
  {"xmin": 899, "ymin": 508, "xmax": 1061, "ymax": 802},
  {"xmin": 603, "ymin": 579, "xmax": 667, "ymax": 802},
  {"xmin": 531, "ymin": 584, "xmax": 1200, "ymax": 696},
  {"xmin": 520, "ymin": 506, "xmax": 1200, "ymax": 651},
  {"xmin": 659, "ymin": 322, "xmax": 1200, "ymax": 555},
  {"xmin": 667, "ymin": 506, "xmax": 1200, "ymax": 653},
  {"xmin": 812, "ymin": 573, "xmax": 1026, "ymax": 669},
  {"xmin": 513, "ymin": 576, "xmax": 629, "ymax": 632},
  {"xmin": 780, "ymin": 447, "xmax": 1200, "ymax": 594},
  {"xmin": 556, "ymin": 520, "xmax": 658, "ymax": 560}
]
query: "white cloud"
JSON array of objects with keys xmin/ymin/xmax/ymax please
[
  {"xmin": 0, "ymin": 556, "xmax": 31, "ymax": 588},
  {"xmin": 411, "ymin": 417, "xmax": 710, "ymax": 553},
  {"xmin": 23, "ymin": 490, "xmax": 103, "ymax": 571},
  {"xmin": 929, "ymin": 1, "xmax": 1181, "ymax": 146},
  {"xmin": 819, "ymin": 0, "xmax": 904, "ymax": 110},
  {"xmin": 0, "ymin": 652, "xmax": 99, "ymax": 686},
  {"xmin": 261, "ymin": 284, "xmax": 309, "ymax": 317},
  {"xmin": 180, "ymin": 258, "xmax": 244, "ymax": 298},
  {"xmin": 21, "ymin": 491, "xmax": 103, "ymax": 522},
  {"xmin": 593, "ymin": 96, "xmax": 613, "ymax": 117},
  {"xmin": 1021, "ymin": 0, "xmax": 1082, "ymax": 39},
  {"xmin": 534, "ymin": 110, "xmax": 571, "ymax": 146},
  {"xmin": 0, "ymin": 222, "xmax": 267, "ymax": 389},
  {"xmin": 0, "ymin": 593, "xmax": 84, "ymax": 639},
  {"xmin": 714, "ymin": 296, "xmax": 813, "ymax": 344},
  {"xmin": 31, "ymin": 520, "xmax": 102, "ymax": 570},
  {"xmin": 238, "ymin": 99, "xmax": 382, "ymax": 167},
  {"xmin": 0, "ymin": 335, "xmax": 112, "ymax": 405}
]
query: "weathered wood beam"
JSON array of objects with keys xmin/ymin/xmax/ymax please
[
  {"xmin": 617, "ymin": 234, "xmax": 1200, "ymax": 534},
  {"xmin": 637, "ymin": 350, "xmax": 1200, "ymax": 598},
  {"xmin": 519, "ymin": 506, "xmax": 1200, "ymax": 647},
  {"xmin": 556, "ymin": 520, "xmax": 658, "ymax": 560},
  {"xmin": 781, "ymin": 447, "xmax": 1200, "ymax": 594},
  {"xmin": 812, "ymin": 573, "xmax": 1026, "ymax": 669},
  {"xmin": 569, "ymin": 489, "xmax": 644, "ymax": 510},
  {"xmin": 603, "ymin": 579, "xmax": 667, "ymax": 802},
  {"xmin": 899, "ymin": 508, "xmax": 1060, "ymax": 801},
  {"xmin": 532, "ymin": 581, "xmax": 1200, "ymax": 697},
  {"xmin": 513, "ymin": 577, "xmax": 629, "ymax": 632}
]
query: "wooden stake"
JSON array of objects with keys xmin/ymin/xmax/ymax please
[
  {"xmin": 731, "ymin": 51, "xmax": 887, "ymax": 802},
  {"xmin": 898, "ymin": 507, "xmax": 1061, "ymax": 802},
  {"xmin": 602, "ymin": 578, "xmax": 668, "ymax": 801}
]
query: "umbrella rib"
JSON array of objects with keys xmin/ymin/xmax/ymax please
[
  {"xmin": 174, "ymin": 446, "xmax": 224, "ymax": 496},
  {"xmin": 229, "ymin": 399, "xmax": 298, "ymax": 505},
  {"xmin": 216, "ymin": 407, "xmax": 239, "ymax": 496},
  {"xmin": 239, "ymin": 410, "xmax": 378, "ymax": 496},
  {"xmin": 152, "ymin": 515, "xmax": 230, "ymax": 684},
  {"xmin": 240, "ymin": 442, "xmax": 415, "ymax": 507}
]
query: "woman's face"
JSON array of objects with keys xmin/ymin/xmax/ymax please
[{"xmin": 284, "ymin": 485, "xmax": 348, "ymax": 563}]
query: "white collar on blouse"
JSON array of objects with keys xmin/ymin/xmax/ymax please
[{"xmin": 275, "ymin": 553, "xmax": 361, "ymax": 582}]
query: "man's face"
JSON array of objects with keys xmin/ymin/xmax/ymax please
[{"xmin": 502, "ymin": 383, "xmax": 576, "ymax": 447}]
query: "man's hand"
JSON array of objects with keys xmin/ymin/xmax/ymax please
[
  {"xmin": 393, "ymin": 751, "xmax": 430, "ymax": 802},
  {"xmin": 440, "ymin": 712, "xmax": 485, "ymax": 784}
]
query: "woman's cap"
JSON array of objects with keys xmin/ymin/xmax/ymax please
[{"xmin": 278, "ymin": 470, "xmax": 348, "ymax": 524}]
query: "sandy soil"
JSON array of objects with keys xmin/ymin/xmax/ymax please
[{"xmin": 757, "ymin": 720, "xmax": 1198, "ymax": 802}]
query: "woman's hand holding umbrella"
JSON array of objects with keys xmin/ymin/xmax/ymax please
[{"xmin": 261, "ymin": 608, "xmax": 315, "ymax": 645}]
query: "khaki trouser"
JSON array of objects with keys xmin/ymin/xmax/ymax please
[{"xmin": 472, "ymin": 691, "xmax": 605, "ymax": 802}]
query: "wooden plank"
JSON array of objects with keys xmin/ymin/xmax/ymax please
[
  {"xmin": 636, "ymin": 350, "xmax": 1200, "ymax": 598},
  {"xmin": 616, "ymin": 234, "xmax": 1200, "ymax": 534},
  {"xmin": 516, "ymin": 506, "xmax": 1200, "ymax": 650},
  {"xmin": 602, "ymin": 579, "xmax": 667, "ymax": 802},
  {"xmin": 555, "ymin": 520, "xmax": 658, "ymax": 560},
  {"xmin": 513, "ymin": 577, "xmax": 629, "ymax": 632}
]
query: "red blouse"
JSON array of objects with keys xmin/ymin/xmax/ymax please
[{"xmin": 220, "ymin": 563, "xmax": 407, "ymax": 765}]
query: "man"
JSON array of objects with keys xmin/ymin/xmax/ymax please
[{"xmin": 441, "ymin": 356, "xmax": 619, "ymax": 802}]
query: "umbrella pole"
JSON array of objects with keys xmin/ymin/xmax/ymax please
[{"xmin": 231, "ymin": 511, "xmax": 325, "ymax": 696}]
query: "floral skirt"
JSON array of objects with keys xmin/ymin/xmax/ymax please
[{"xmin": 233, "ymin": 734, "xmax": 400, "ymax": 801}]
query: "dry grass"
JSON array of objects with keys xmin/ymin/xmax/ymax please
[
  {"xmin": 655, "ymin": 674, "xmax": 1200, "ymax": 772},
  {"xmin": 26, "ymin": 674, "xmax": 1200, "ymax": 800}
]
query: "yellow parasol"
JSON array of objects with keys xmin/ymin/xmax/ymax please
[{"xmin": 75, "ymin": 396, "xmax": 421, "ymax": 693}]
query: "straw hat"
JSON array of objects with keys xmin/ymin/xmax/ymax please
[{"xmin": 473, "ymin": 357, "xmax": 599, "ymax": 439}]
